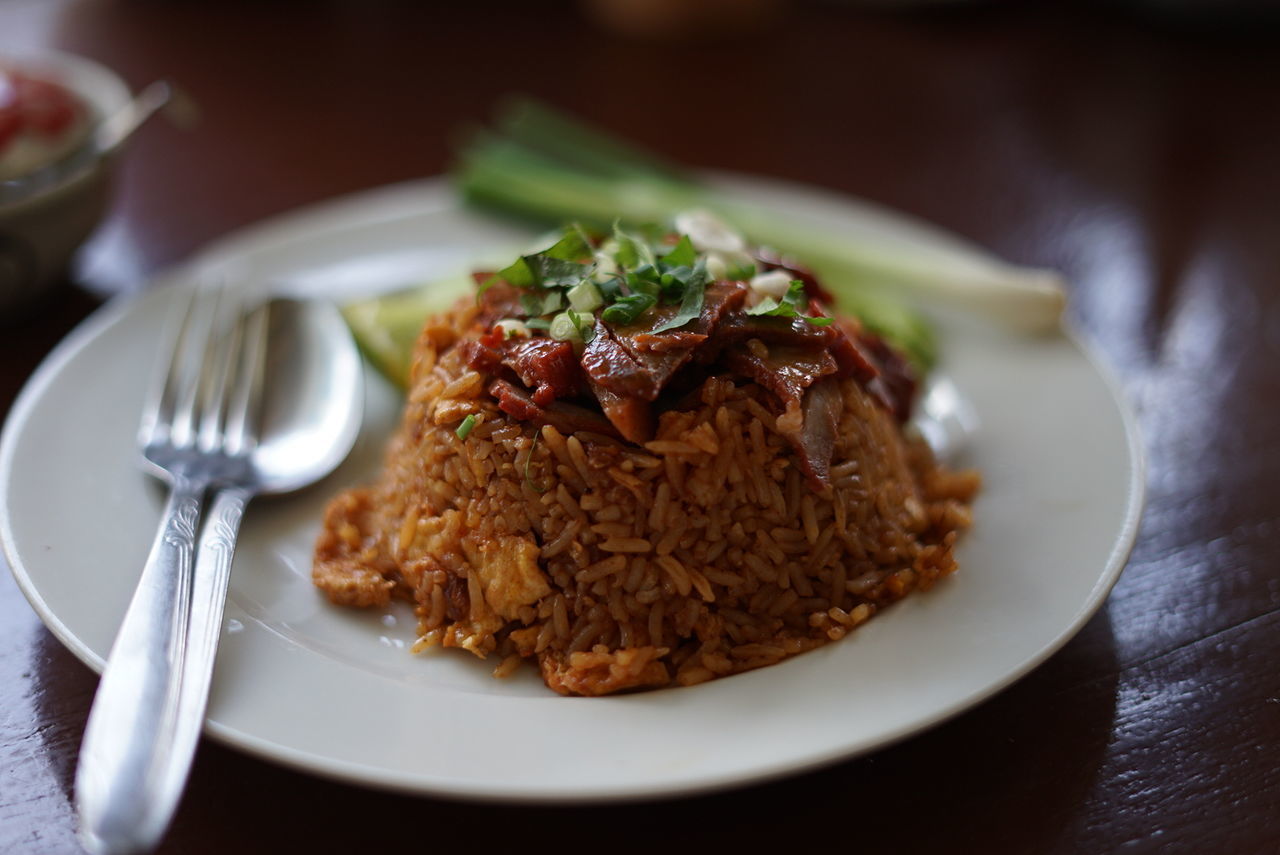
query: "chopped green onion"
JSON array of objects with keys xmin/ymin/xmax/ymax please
[
  {"xmin": 494, "ymin": 318, "xmax": 530, "ymax": 339},
  {"xmin": 571, "ymin": 309, "xmax": 595, "ymax": 342},
  {"xmin": 567, "ymin": 280, "xmax": 604, "ymax": 312},
  {"xmin": 595, "ymin": 275, "xmax": 625, "ymax": 302},
  {"xmin": 627, "ymin": 270, "xmax": 661, "ymax": 298},
  {"xmin": 456, "ymin": 414, "xmax": 477, "ymax": 440},
  {"xmin": 542, "ymin": 291, "xmax": 564, "ymax": 314},
  {"xmin": 549, "ymin": 312, "xmax": 576, "ymax": 341},
  {"xmin": 520, "ymin": 290, "xmax": 566, "ymax": 317},
  {"xmin": 705, "ymin": 253, "xmax": 728, "ymax": 281},
  {"xmin": 707, "ymin": 253, "xmax": 757, "ymax": 282},
  {"xmin": 519, "ymin": 292, "xmax": 541, "ymax": 317},
  {"xmin": 550, "ymin": 310, "xmax": 594, "ymax": 342}
]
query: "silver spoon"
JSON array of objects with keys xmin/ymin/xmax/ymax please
[{"xmin": 75, "ymin": 291, "xmax": 363, "ymax": 855}]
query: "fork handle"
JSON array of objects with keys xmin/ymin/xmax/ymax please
[{"xmin": 75, "ymin": 477, "xmax": 206, "ymax": 855}]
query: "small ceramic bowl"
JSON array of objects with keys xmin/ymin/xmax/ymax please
[{"xmin": 0, "ymin": 48, "xmax": 131, "ymax": 316}]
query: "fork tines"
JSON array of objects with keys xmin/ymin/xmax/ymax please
[{"xmin": 140, "ymin": 284, "xmax": 270, "ymax": 464}]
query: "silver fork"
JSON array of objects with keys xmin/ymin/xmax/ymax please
[{"xmin": 75, "ymin": 284, "xmax": 269, "ymax": 855}]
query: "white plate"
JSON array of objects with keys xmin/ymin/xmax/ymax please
[{"xmin": 0, "ymin": 176, "xmax": 1144, "ymax": 802}]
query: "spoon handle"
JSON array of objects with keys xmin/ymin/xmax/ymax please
[
  {"xmin": 178, "ymin": 485, "xmax": 252, "ymax": 753},
  {"xmin": 75, "ymin": 477, "xmax": 205, "ymax": 855},
  {"xmin": 93, "ymin": 80, "xmax": 173, "ymax": 154}
]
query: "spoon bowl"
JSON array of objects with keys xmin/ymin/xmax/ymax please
[{"xmin": 255, "ymin": 298, "xmax": 365, "ymax": 495}]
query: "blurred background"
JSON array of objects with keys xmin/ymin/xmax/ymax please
[
  {"xmin": 2, "ymin": 1, "xmax": 1280, "ymax": 852},
  {"xmin": 2, "ymin": 0, "xmax": 1276, "ymax": 307}
]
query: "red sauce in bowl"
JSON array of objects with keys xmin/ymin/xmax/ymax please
[{"xmin": 0, "ymin": 67, "xmax": 87, "ymax": 167}]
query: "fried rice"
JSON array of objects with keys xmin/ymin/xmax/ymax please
[{"xmin": 312, "ymin": 296, "xmax": 979, "ymax": 696}]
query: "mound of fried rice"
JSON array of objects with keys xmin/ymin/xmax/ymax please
[{"xmin": 313, "ymin": 299, "xmax": 979, "ymax": 696}]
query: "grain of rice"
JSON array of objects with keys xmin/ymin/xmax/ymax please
[
  {"xmin": 542, "ymin": 518, "xmax": 582, "ymax": 559},
  {"xmin": 687, "ymin": 567, "xmax": 715, "ymax": 603},
  {"xmin": 576, "ymin": 554, "xmax": 627, "ymax": 583},
  {"xmin": 569, "ymin": 620, "xmax": 604, "ymax": 653},
  {"xmin": 623, "ymin": 557, "xmax": 646, "ymax": 593},
  {"xmin": 559, "ymin": 434, "xmax": 588, "ymax": 480},
  {"xmin": 649, "ymin": 482, "xmax": 671, "ymax": 529},
  {"xmin": 655, "ymin": 555, "xmax": 692, "ymax": 596},
  {"xmin": 595, "ymin": 504, "xmax": 624, "ymax": 523},
  {"xmin": 645, "ymin": 440, "xmax": 701, "ymax": 455},
  {"xmin": 830, "ymin": 563, "xmax": 847, "ymax": 608},
  {"xmin": 654, "ymin": 517, "xmax": 687, "ymax": 556},
  {"xmin": 704, "ymin": 568, "xmax": 742, "ymax": 588},
  {"xmin": 600, "ymin": 537, "xmax": 652, "ymax": 554},
  {"xmin": 552, "ymin": 594, "xmax": 571, "ymax": 640},
  {"xmin": 703, "ymin": 536, "xmax": 729, "ymax": 563},
  {"xmin": 607, "ymin": 466, "xmax": 646, "ymax": 497},
  {"xmin": 743, "ymin": 552, "xmax": 776, "ymax": 584},
  {"xmin": 687, "ymin": 422, "xmax": 720, "ymax": 454}
]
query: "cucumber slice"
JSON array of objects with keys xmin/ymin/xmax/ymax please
[{"xmin": 342, "ymin": 274, "xmax": 471, "ymax": 388}]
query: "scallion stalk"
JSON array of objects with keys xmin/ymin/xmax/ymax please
[{"xmin": 454, "ymin": 99, "xmax": 1066, "ymax": 340}]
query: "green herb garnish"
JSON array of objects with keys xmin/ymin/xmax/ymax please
[
  {"xmin": 456, "ymin": 414, "xmax": 478, "ymax": 440},
  {"xmin": 494, "ymin": 221, "xmax": 718, "ymax": 335},
  {"xmin": 613, "ymin": 222, "xmax": 656, "ymax": 270},
  {"xmin": 601, "ymin": 292, "xmax": 657, "ymax": 325},
  {"xmin": 524, "ymin": 430, "xmax": 547, "ymax": 493},
  {"xmin": 649, "ymin": 258, "xmax": 709, "ymax": 333},
  {"xmin": 660, "ymin": 234, "xmax": 697, "ymax": 268},
  {"xmin": 542, "ymin": 225, "xmax": 594, "ymax": 262},
  {"xmin": 746, "ymin": 281, "xmax": 834, "ymax": 326}
]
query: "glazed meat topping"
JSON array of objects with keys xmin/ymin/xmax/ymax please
[{"xmin": 458, "ymin": 226, "xmax": 918, "ymax": 492}]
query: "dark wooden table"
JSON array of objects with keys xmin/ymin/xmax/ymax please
[{"xmin": 3, "ymin": 1, "xmax": 1278, "ymax": 852}]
